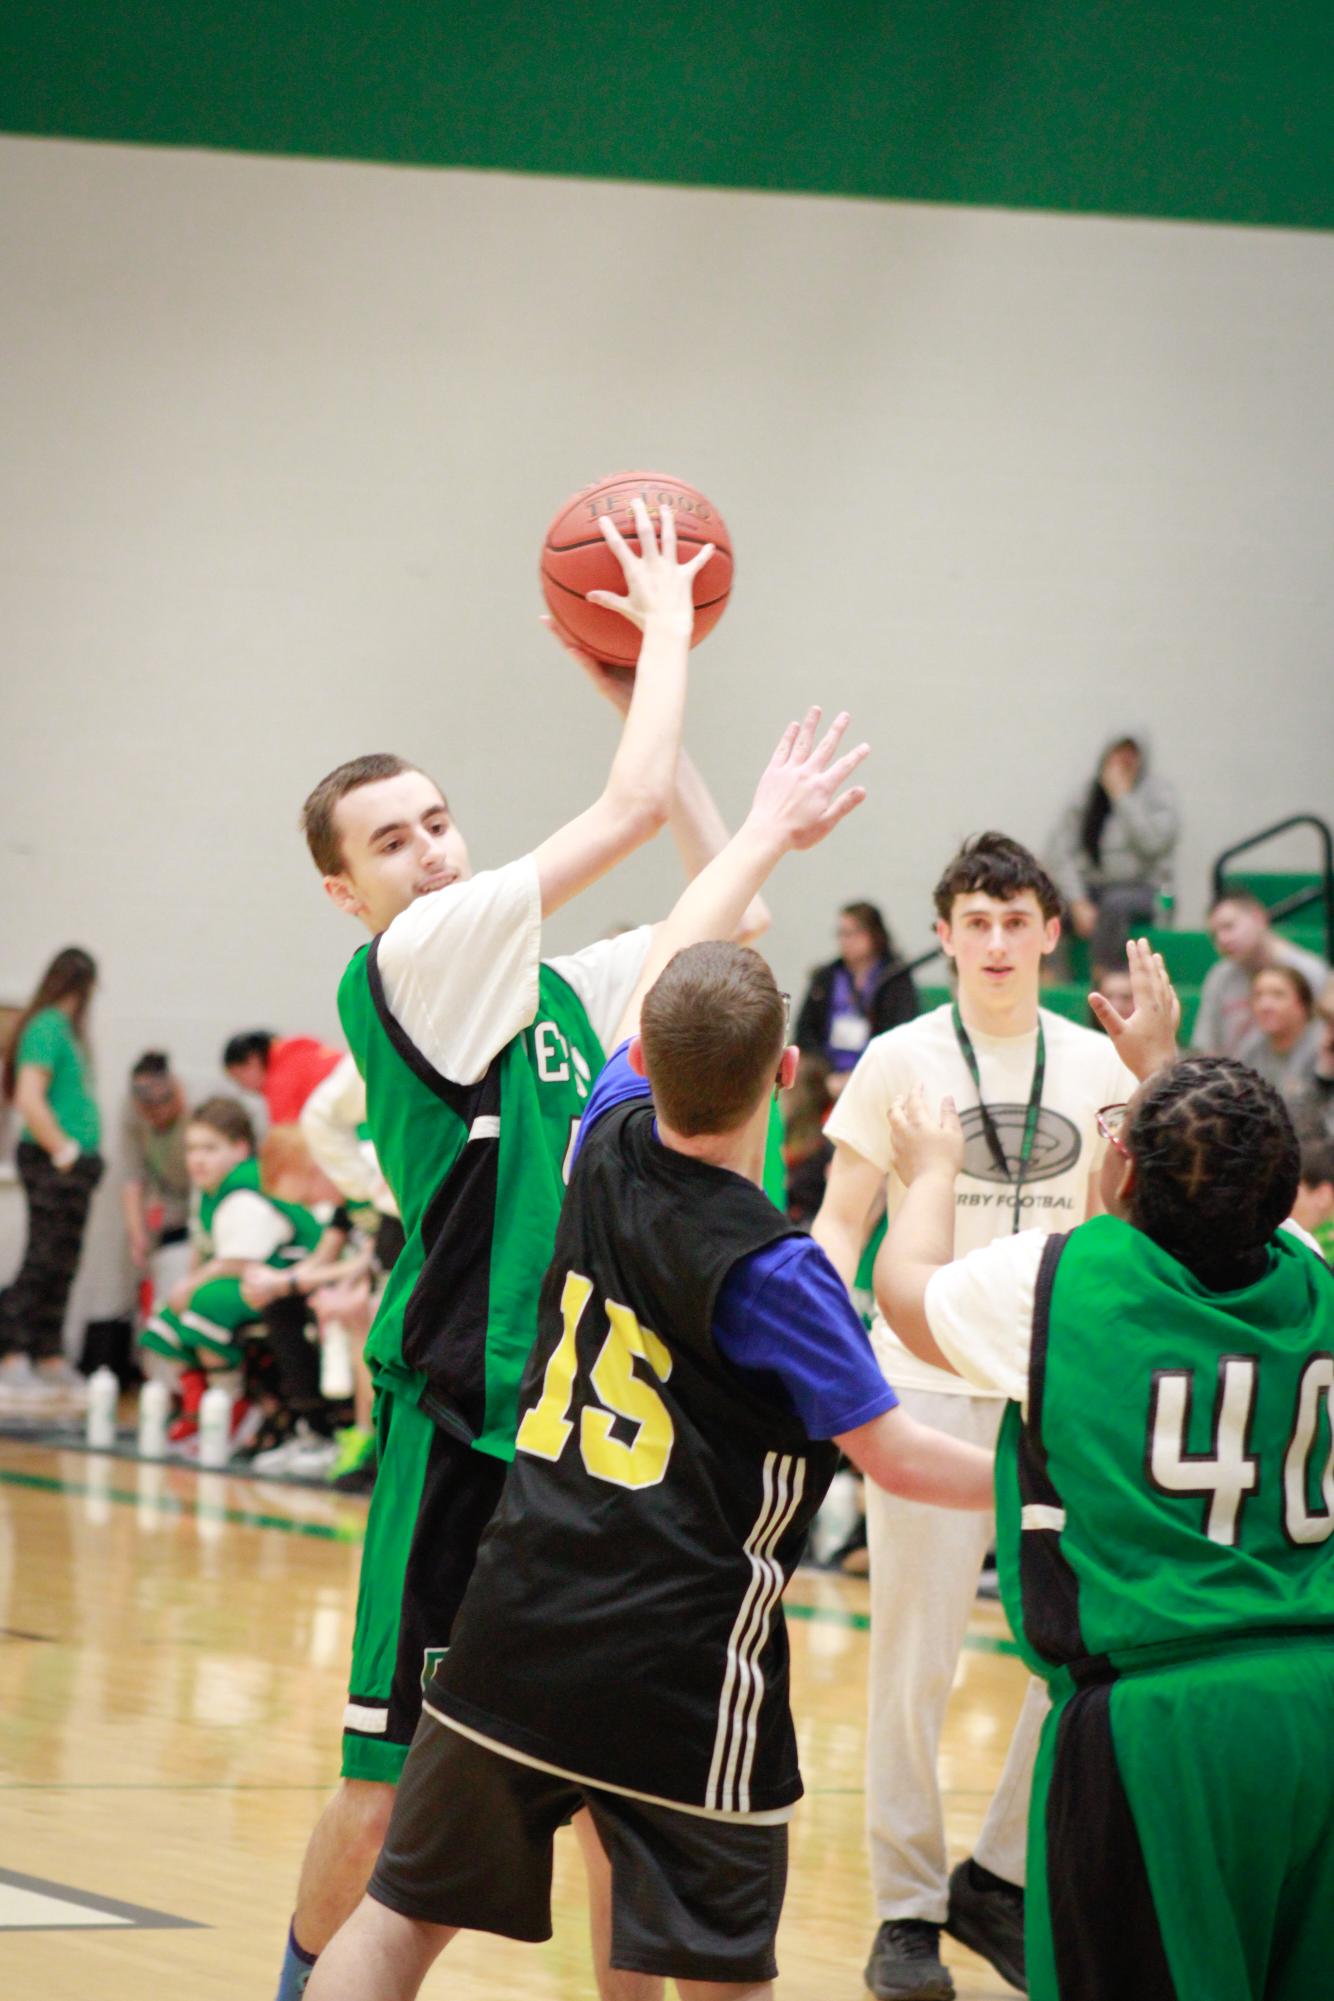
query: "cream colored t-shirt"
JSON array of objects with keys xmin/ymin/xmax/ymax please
[{"xmin": 825, "ymin": 1003, "xmax": 1136, "ymax": 1396}]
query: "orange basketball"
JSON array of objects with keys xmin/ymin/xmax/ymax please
[{"xmin": 540, "ymin": 471, "xmax": 733, "ymax": 668}]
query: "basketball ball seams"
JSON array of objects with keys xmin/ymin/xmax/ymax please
[{"xmin": 539, "ymin": 568, "xmax": 733, "ymax": 614}]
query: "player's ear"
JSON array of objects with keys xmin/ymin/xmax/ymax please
[
  {"xmin": 323, "ymin": 873, "xmax": 364, "ymax": 920},
  {"xmin": 934, "ymin": 916, "xmax": 955, "ymax": 961},
  {"xmin": 627, "ymin": 1035, "xmax": 647, "ymax": 1078},
  {"xmin": 1041, "ymin": 915, "xmax": 1061, "ymax": 957}
]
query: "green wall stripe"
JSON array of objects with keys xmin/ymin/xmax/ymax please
[
  {"xmin": 3, "ymin": 2, "xmax": 1332, "ymax": 230},
  {"xmin": 0, "ymin": 1464, "xmax": 1022, "ymax": 1653}
]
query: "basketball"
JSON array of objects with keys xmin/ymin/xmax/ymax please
[{"xmin": 541, "ymin": 471, "xmax": 734, "ymax": 667}]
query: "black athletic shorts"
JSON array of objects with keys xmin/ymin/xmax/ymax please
[{"xmin": 369, "ymin": 1711, "xmax": 789, "ymax": 1984}]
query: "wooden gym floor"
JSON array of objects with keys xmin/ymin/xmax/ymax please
[{"xmin": 0, "ymin": 1435, "xmax": 1024, "ymax": 1998}]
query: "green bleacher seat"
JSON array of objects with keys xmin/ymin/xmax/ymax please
[
  {"xmin": 1144, "ymin": 927, "xmax": 1217, "ymax": 983},
  {"xmin": 1224, "ymin": 870, "xmax": 1322, "ymax": 907}
]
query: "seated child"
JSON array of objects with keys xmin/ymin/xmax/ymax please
[{"xmin": 140, "ymin": 1098, "xmax": 324, "ymax": 1447}]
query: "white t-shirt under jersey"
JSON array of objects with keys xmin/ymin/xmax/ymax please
[
  {"xmin": 374, "ymin": 855, "xmax": 653, "ymax": 1087},
  {"xmin": 825, "ymin": 1003, "xmax": 1136, "ymax": 1397},
  {"xmin": 922, "ymin": 1218, "xmax": 1327, "ymax": 1412}
]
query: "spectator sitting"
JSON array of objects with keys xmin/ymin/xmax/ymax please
[
  {"xmin": 140, "ymin": 1097, "xmax": 324, "ymax": 1450},
  {"xmin": 1089, "ymin": 959, "xmax": 1134, "ymax": 1031},
  {"xmin": 1237, "ymin": 966, "xmax": 1325, "ymax": 1133},
  {"xmin": 122, "ymin": 1051, "xmax": 193, "ymax": 1313},
  {"xmin": 1293, "ymin": 1139, "xmax": 1334, "ymax": 1262},
  {"xmin": 1048, "ymin": 736, "xmax": 1178, "ymax": 964},
  {"xmin": 236, "ymin": 1125, "xmax": 370, "ymax": 1469},
  {"xmin": 223, "ymin": 1029, "xmax": 343, "ymax": 1129},
  {"xmin": 795, "ymin": 901, "xmax": 917, "ymax": 1099},
  {"xmin": 1193, "ymin": 891, "xmax": 1329, "ymax": 1056}
]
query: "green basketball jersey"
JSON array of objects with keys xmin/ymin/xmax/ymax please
[
  {"xmin": 197, "ymin": 1158, "xmax": 323, "ymax": 1265},
  {"xmin": 338, "ymin": 942, "xmax": 606, "ymax": 1460},
  {"xmin": 997, "ymin": 1215, "xmax": 1334, "ymax": 1691}
]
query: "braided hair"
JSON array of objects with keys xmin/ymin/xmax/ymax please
[{"xmin": 1126, "ymin": 1055, "xmax": 1299, "ymax": 1290}]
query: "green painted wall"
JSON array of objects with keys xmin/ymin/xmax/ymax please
[{"xmin": 3, "ymin": 2, "xmax": 1332, "ymax": 229}]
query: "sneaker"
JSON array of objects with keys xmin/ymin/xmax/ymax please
[
  {"xmin": 328, "ymin": 1425, "xmax": 375, "ymax": 1483},
  {"xmin": 0, "ymin": 1354, "xmax": 65, "ymax": 1411},
  {"xmin": 945, "ymin": 1860, "xmax": 1027, "ymax": 1993},
  {"xmin": 286, "ymin": 1435, "xmax": 340, "ymax": 1480},
  {"xmin": 249, "ymin": 1421, "xmax": 330, "ymax": 1476},
  {"xmin": 35, "ymin": 1357, "xmax": 90, "ymax": 1410},
  {"xmin": 247, "ymin": 1432, "xmax": 308, "ymax": 1475},
  {"xmin": 865, "ymin": 1920, "xmax": 956, "ymax": 2000},
  {"xmin": 331, "ymin": 1456, "xmax": 377, "ymax": 1496}
]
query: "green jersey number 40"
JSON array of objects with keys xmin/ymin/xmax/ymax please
[{"xmin": 1148, "ymin": 1353, "xmax": 1334, "ymax": 1548}]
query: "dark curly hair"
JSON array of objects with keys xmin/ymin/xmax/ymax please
[
  {"xmin": 933, "ymin": 832, "xmax": 1062, "ymax": 924},
  {"xmin": 1126, "ymin": 1056, "xmax": 1299, "ymax": 1289}
]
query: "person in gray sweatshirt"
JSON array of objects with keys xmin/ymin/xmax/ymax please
[
  {"xmin": 1193, "ymin": 892, "xmax": 1330, "ymax": 1058},
  {"xmin": 1048, "ymin": 735, "xmax": 1179, "ymax": 963}
]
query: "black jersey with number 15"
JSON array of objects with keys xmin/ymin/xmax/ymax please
[{"xmin": 427, "ymin": 1099, "xmax": 840, "ymax": 1819}]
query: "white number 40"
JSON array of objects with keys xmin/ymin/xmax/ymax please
[{"xmin": 1148, "ymin": 1354, "xmax": 1334, "ymax": 1547}]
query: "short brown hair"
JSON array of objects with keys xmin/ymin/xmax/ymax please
[
  {"xmin": 188, "ymin": 1096, "xmax": 256, "ymax": 1151},
  {"xmin": 640, "ymin": 942, "xmax": 786, "ymax": 1137},
  {"xmin": 933, "ymin": 832, "xmax": 1062, "ymax": 924},
  {"xmin": 301, "ymin": 754, "xmax": 416, "ymax": 875},
  {"xmin": 1252, "ymin": 963, "xmax": 1315, "ymax": 1014}
]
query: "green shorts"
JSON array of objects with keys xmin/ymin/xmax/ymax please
[
  {"xmin": 141, "ymin": 1274, "xmax": 256, "ymax": 1369},
  {"xmin": 1028, "ymin": 1640, "xmax": 1334, "ymax": 2001},
  {"xmin": 341, "ymin": 1389, "xmax": 508, "ymax": 1783}
]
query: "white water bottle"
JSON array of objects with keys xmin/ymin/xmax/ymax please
[
  {"xmin": 137, "ymin": 1378, "xmax": 169, "ymax": 1459},
  {"xmin": 320, "ymin": 1320, "xmax": 355, "ymax": 1401},
  {"xmin": 198, "ymin": 1384, "xmax": 233, "ymax": 1468},
  {"xmin": 85, "ymin": 1366, "xmax": 119, "ymax": 1452}
]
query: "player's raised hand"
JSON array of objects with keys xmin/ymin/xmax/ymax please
[
  {"xmin": 585, "ymin": 499, "xmax": 716, "ymax": 636},
  {"xmin": 887, "ymin": 1084, "xmax": 965, "ymax": 1184},
  {"xmin": 746, "ymin": 707, "xmax": 870, "ymax": 854},
  {"xmin": 1089, "ymin": 937, "xmax": 1181, "ymax": 1081}
]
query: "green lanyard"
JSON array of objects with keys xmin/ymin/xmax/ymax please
[{"xmin": 951, "ymin": 1004, "xmax": 1046, "ymax": 1234}]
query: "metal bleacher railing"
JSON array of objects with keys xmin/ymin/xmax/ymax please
[{"xmin": 1212, "ymin": 813, "xmax": 1334, "ymax": 964}]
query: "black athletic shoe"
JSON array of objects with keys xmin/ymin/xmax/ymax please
[
  {"xmin": 945, "ymin": 1858, "xmax": 1027, "ymax": 1993},
  {"xmin": 864, "ymin": 1919, "xmax": 956, "ymax": 2000}
]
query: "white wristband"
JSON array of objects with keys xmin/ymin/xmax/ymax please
[{"xmin": 52, "ymin": 1140, "xmax": 81, "ymax": 1170}]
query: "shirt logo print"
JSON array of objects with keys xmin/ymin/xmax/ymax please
[{"xmin": 957, "ymin": 1105, "xmax": 1082, "ymax": 1185}]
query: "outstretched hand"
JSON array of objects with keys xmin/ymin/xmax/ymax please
[
  {"xmin": 887, "ymin": 1084, "xmax": 965, "ymax": 1185},
  {"xmin": 1089, "ymin": 937, "xmax": 1180, "ymax": 1081},
  {"xmin": 746, "ymin": 707, "xmax": 869, "ymax": 854},
  {"xmin": 585, "ymin": 498, "xmax": 716, "ymax": 637}
]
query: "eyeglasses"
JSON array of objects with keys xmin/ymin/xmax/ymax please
[{"xmin": 1096, "ymin": 1102, "xmax": 1130, "ymax": 1158}]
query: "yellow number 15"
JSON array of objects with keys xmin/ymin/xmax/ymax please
[{"xmin": 516, "ymin": 1271, "xmax": 675, "ymax": 1491}]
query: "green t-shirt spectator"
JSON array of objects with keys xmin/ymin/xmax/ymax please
[{"xmin": 18, "ymin": 1008, "xmax": 101, "ymax": 1153}]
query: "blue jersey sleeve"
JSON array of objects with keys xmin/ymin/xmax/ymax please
[
  {"xmin": 573, "ymin": 1041, "xmax": 650, "ymax": 1165},
  {"xmin": 712, "ymin": 1235, "xmax": 898, "ymax": 1440}
]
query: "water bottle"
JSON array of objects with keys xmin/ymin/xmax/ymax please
[
  {"xmin": 198, "ymin": 1383, "xmax": 234, "ymax": 1468},
  {"xmin": 137, "ymin": 1378, "xmax": 169, "ymax": 1459},
  {"xmin": 85, "ymin": 1366, "xmax": 119, "ymax": 1452},
  {"xmin": 320, "ymin": 1319, "xmax": 355, "ymax": 1401}
]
